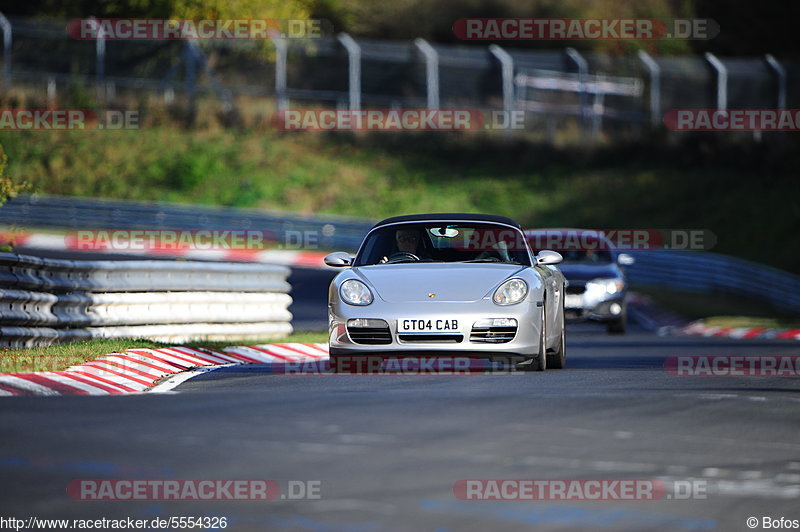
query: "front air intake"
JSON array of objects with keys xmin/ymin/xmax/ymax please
[
  {"xmin": 347, "ymin": 319, "xmax": 392, "ymax": 345},
  {"xmin": 470, "ymin": 325, "xmax": 517, "ymax": 343}
]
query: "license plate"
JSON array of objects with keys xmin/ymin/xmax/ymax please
[
  {"xmin": 565, "ymin": 294, "xmax": 583, "ymax": 308},
  {"xmin": 398, "ymin": 318, "xmax": 459, "ymax": 333}
]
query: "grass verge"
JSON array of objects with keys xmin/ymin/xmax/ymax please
[
  {"xmin": 701, "ymin": 316, "xmax": 800, "ymax": 329},
  {"xmin": 0, "ymin": 331, "xmax": 328, "ymax": 373},
  {"xmin": 635, "ymin": 286, "xmax": 800, "ymax": 329}
]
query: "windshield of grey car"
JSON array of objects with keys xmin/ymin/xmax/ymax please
[
  {"xmin": 554, "ymin": 248, "xmax": 613, "ymax": 264},
  {"xmin": 355, "ymin": 223, "xmax": 532, "ymax": 266}
]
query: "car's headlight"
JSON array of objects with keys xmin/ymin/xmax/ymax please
[
  {"xmin": 340, "ymin": 279, "xmax": 373, "ymax": 306},
  {"xmin": 585, "ymin": 278, "xmax": 625, "ymax": 297},
  {"xmin": 493, "ymin": 278, "xmax": 528, "ymax": 305}
]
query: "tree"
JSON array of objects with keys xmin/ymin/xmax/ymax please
[{"xmin": 0, "ymin": 146, "xmax": 31, "ymax": 252}]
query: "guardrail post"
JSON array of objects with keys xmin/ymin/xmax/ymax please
[
  {"xmin": 337, "ymin": 33, "xmax": 361, "ymax": 111},
  {"xmin": 414, "ymin": 38, "xmax": 439, "ymax": 110},
  {"xmin": 637, "ymin": 50, "xmax": 661, "ymax": 127},
  {"xmin": 566, "ymin": 47, "xmax": 590, "ymax": 141},
  {"xmin": 272, "ymin": 36, "xmax": 288, "ymax": 111},
  {"xmin": 704, "ymin": 52, "xmax": 727, "ymax": 111},
  {"xmin": 0, "ymin": 12, "xmax": 11, "ymax": 91},
  {"xmin": 489, "ymin": 44, "xmax": 515, "ymax": 136}
]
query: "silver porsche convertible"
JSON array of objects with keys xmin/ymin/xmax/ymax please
[{"xmin": 324, "ymin": 214, "xmax": 567, "ymax": 371}]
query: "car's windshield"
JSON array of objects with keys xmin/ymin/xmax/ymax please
[
  {"xmin": 527, "ymin": 232, "xmax": 615, "ymax": 264},
  {"xmin": 355, "ymin": 222, "xmax": 531, "ymax": 266},
  {"xmin": 550, "ymin": 248, "xmax": 613, "ymax": 264}
]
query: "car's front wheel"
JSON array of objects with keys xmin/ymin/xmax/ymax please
[
  {"xmin": 518, "ymin": 307, "xmax": 547, "ymax": 372},
  {"xmin": 547, "ymin": 295, "xmax": 566, "ymax": 369},
  {"xmin": 606, "ymin": 305, "xmax": 627, "ymax": 334}
]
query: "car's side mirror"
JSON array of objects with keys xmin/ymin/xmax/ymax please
[
  {"xmin": 536, "ymin": 250, "xmax": 563, "ymax": 265},
  {"xmin": 617, "ymin": 253, "xmax": 635, "ymax": 266},
  {"xmin": 324, "ymin": 252, "xmax": 353, "ymax": 267}
]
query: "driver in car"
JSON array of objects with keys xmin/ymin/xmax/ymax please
[
  {"xmin": 379, "ymin": 229, "xmax": 426, "ymax": 263},
  {"xmin": 396, "ymin": 229, "xmax": 420, "ymax": 254}
]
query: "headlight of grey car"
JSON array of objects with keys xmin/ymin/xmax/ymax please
[
  {"xmin": 340, "ymin": 279, "xmax": 374, "ymax": 306},
  {"xmin": 493, "ymin": 278, "xmax": 528, "ymax": 305},
  {"xmin": 585, "ymin": 278, "xmax": 624, "ymax": 297}
]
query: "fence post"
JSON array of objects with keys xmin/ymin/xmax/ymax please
[
  {"xmin": 414, "ymin": 38, "xmax": 439, "ymax": 110},
  {"xmin": 183, "ymin": 40, "xmax": 199, "ymax": 123},
  {"xmin": 184, "ymin": 39, "xmax": 197, "ymax": 97},
  {"xmin": 566, "ymin": 47, "xmax": 589, "ymax": 141},
  {"xmin": 764, "ymin": 54, "xmax": 787, "ymax": 109},
  {"xmin": 272, "ymin": 36, "xmax": 288, "ymax": 111},
  {"xmin": 704, "ymin": 52, "xmax": 727, "ymax": 110},
  {"xmin": 0, "ymin": 12, "xmax": 11, "ymax": 91},
  {"xmin": 637, "ymin": 50, "xmax": 661, "ymax": 127},
  {"xmin": 489, "ymin": 44, "xmax": 515, "ymax": 135},
  {"xmin": 337, "ymin": 33, "xmax": 361, "ymax": 111},
  {"xmin": 90, "ymin": 17, "xmax": 106, "ymax": 102},
  {"xmin": 47, "ymin": 77, "xmax": 56, "ymax": 103}
]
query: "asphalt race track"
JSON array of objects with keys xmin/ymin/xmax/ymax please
[{"xmin": 2, "ymin": 271, "xmax": 800, "ymax": 532}]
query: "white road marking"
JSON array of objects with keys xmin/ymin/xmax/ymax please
[
  {"xmin": 0, "ymin": 375, "xmax": 59, "ymax": 396},
  {"xmin": 146, "ymin": 364, "xmax": 237, "ymax": 393},
  {"xmin": 39, "ymin": 372, "xmax": 109, "ymax": 395}
]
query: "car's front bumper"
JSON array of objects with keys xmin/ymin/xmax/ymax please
[
  {"xmin": 564, "ymin": 293, "xmax": 626, "ymax": 322},
  {"xmin": 329, "ymin": 297, "xmax": 543, "ymax": 362}
]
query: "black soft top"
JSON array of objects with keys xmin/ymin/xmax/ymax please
[{"xmin": 372, "ymin": 213, "xmax": 521, "ymax": 229}]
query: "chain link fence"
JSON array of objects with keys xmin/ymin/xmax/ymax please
[{"xmin": 1, "ymin": 14, "xmax": 797, "ymax": 139}]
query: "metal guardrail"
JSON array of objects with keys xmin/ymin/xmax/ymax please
[
  {"xmin": 0, "ymin": 252, "xmax": 293, "ymax": 347},
  {"xmin": 626, "ymin": 249, "xmax": 800, "ymax": 314},
  {"xmin": 0, "ymin": 194, "xmax": 373, "ymax": 253}
]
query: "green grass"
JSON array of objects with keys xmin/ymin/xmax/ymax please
[
  {"xmin": 183, "ymin": 331, "xmax": 328, "ymax": 350},
  {"xmin": 702, "ymin": 316, "xmax": 800, "ymax": 329},
  {"xmin": 635, "ymin": 286, "xmax": 800, "ymax": 329},
  {"xmin": 0, "ymin": 332, "xmax": 328, "ymax": 373}
]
